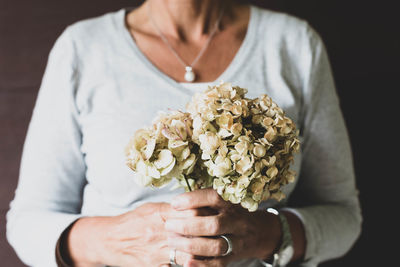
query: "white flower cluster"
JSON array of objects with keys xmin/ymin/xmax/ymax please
[
  {"xmin": 186, "ymin": 83, "xmax": 300, "ymax": 211},
  {"xmin": 125, "ymin": 111, "xmax": 199, "ymax": 189},
  {"xmin": 125, "ymin": 82, "xmax": 300, "ymax": 212}
]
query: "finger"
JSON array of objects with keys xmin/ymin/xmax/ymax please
[
  {"xmin": 162, "ymin": 242, "xmax": 195, "ymax": 267},
  {"xmin": 173, "ymin": 249, "xmax": 196, "ymax": 267},
  {"xmin": 165, "ymin": 215, "xmax": 231, "ymax": 236},
  {"xmin": 168, "ymin": 207, "xmax": 218, "ymax": 219},
  {"xmin": 185, "ymin": 256, "xmax": 230, "ymax": 267},
  {"xmin": 168, "ymin": 235, "xmax": 233, "ymax": 257},
  {"xmin": 171, "ymin": 188, "xmax": 229, "ymax": 211}
]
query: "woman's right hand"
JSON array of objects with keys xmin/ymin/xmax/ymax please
[{"xmin": 64, "ymin": 202, "xmax": 193, "ymax": 267}]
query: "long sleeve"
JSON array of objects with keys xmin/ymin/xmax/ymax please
[
  {"xmin": 6, "ymin": 27, "xmax": 86, "ymax": 267},
  {"xmin": 286, "ymin": 25, "xmax": 362, "ymax": 266}
]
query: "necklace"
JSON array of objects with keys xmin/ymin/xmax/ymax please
[{"xmin": 147, "ymin": 3, "xmax": 225, "ymax": 82}]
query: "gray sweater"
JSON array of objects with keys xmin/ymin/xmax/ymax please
[{"xmin": 6, "ymin": 5, "xmax": 362, "ymax": 267}]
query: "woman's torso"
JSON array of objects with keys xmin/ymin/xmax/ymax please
[{"xmin": 68, "ymin": 5, "xmax": 307, "ymax": 256}]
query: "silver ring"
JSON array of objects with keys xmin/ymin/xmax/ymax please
[
  {"xmin": 220, "ymin": 235, "xmax": 233, "ymax": 256},
  {"xmin": 169, "ymin": 249, "xmax": 177, "ymax": 265}
]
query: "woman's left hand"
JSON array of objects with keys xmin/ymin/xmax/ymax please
[{"xmin": 165, "ymin": 188, "xmax": 282, "ymax": 267}]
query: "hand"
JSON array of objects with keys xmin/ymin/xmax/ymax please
[
  {"xmin": 65, "ymin": 202, "xmax": 194, "ymax": 267},
  {"xmin": 165, "ymin": 188, "xmax": 282, "ymax": 267}
]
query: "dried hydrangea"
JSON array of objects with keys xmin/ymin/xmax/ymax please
[
  {"xmin": 125, "ymin": 111, "xmax": 199, "ymax": 189},
  {"xmin": 126, "ymin": 82, "xmax": 300, "ymax": 212},
  {"xmin": 186, "ymin": 82, "xmax": 300, "ymax": 211}
]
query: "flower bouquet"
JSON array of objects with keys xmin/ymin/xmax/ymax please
[{"xmin": 125, "ymin": 82, "xmax": 300, "ymax": 211}]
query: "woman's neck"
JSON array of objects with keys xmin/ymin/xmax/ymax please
[{"xmin": 146, "ymin": 0, "xmax": 228, "ymax": 42}]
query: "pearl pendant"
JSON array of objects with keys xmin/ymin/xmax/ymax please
[{"xmin": 184, "ymin": 66, "xmax": 196, "ymax": 82}]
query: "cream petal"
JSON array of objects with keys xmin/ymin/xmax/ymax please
[
  {"xmin": 213, "ymin": 178, "xmax": 224, "ymax": 188},
  {"xmin": 216, "ymin": 113, "xmax": 233, "ymax": 129},
  {"xmin": 212, "ymin": 155, "xmax": 221, "ymax": 164},
  {"xmin": 226, "ymin": 185, "xmax": 236, "ymax": 194},
  {"xmin": 133, "ymin": 129, "xmax": 151, "ymax": 150},
  {"xmin": 181, "ymin": 153, "xmax": 196, "ymax": 170},
  {"xmin": 179, "ymin": 147, "xmax": 191, "ymax": 161},
  {"xmin": 161, "ymin": 127, "xmax": 179, "ymax": 140},
  {"xmin": 240, "ymin": 197, "xmax": 258, "ymax": 212},
  {"xmin": 218, "ymin": 144, "xmax": 229, "ymax": 158},
  {"xmin": 231, "ymin": 104, "xmax": 243, "ymax": 115},
  {"xmin": 184, "ymin": 157, "xmax": 197, "ymax": 175},
  {"xmin": 250, "ymin": 108, "xmax": 261, "ymax": 115},
  {"xmin": 253, "ymin": 144, "xmax": 266, "ymax": 158},
  {"xmin": 259, "ymin": 100, "xmax": 270, "ymax": 111},
  {"xmin": 222, "ymin": 177, "xmax": 232, "ymax": 184},
  {"xmin": 221, "ymin": 191, "xmax": 230, "ymax": 201},
  {"xmin": 160, "ymin": 157, "xmax": 176, "ymax": 175},
  {"xmin": 275, "ymin": 118, "xmax": 286, "ymax": 127},
  {"xmin": 266, "ymin": 166, "xmax": 278, "ymax": 178},
  {"xmin": 213, "ymin": 158, "xmax": 232, "ymax": 177},
  {"xmin": 204, "ymin": 110, "xmax": 215, "ymax": 121},
  {"xmin": 168, "ymin": 140, "xmax": 188, "ymax": 149},
  {"xmin": 154, "ymin": 149, "xmax": 174, "ymax": 169},
  {"xmin": 136, "ymin": 160, "xmax": 148, "ymax": 176},
  {"xmin": 250, "ymin": 179, "xmax": 265, "ymax": 194},
  {"xmin": 199, "ymin": 132, "xmax": 220, "ymax": 154},
  {"xmin": 229, "ymin": 194, "xmax": 241, "ymax": 204},
  {"xmin": 234, "ymin": 141, "xmax": 248, "ymax": 155},
  {"xmin": 218, "ymin": 128, "xmax": 233, "ymax": 138},
  {"xmin": 147, "ymin": 164, "xmax": 161, "ymax": 178},
  {"xmin": 264, "ymin": 126, "xmax": 277, "ymax": 142},
  {"xmin": 193, "ymin": 116, "xmax": 204, "ymax": 130},
  {"xmin": 262, "ymin": 117, "xmax": 274, "ymax": 126},
  {"xmin": 237, "ymin": 176, "xmax": 250, "ymax": 188},
  {"xmin": 236, "ymin": 156, "xmax": 252, "ymax": 174},
  {"xmin": 230, "ymin": 152, "xmax": 241, "ymax": 162},
  {"xmin": 143, "ymin": 138, "xmax": 156, "ymax": 160},
  {"xmin": 265, "ymin": 108, "xmax": 276, "ymax": 117},
  {"xmin": 254, "ymin": 161, "xmax": 263, "ymax": 173},
  {"xmin": 230, "ymin": 123, "xmax": 243, "ymax": 136},
  {"xmin": 201, "ymin": 152, "xmax": 211, "ymax": 160},
  {"xmin": 262, "ymin": 156, "xmax": 276, "ymax": 167},
  {"xmin": 251, "ymin": 115, "xmax": 263, "ymax": 124},
  {"xmin": 285, "ymin": 170, "xmax": 296, "ymax": 183}
]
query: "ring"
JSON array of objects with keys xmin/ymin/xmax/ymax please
[
  {"xmin": 220, "ymin": 235, "xmax": 233, "ymax": 256},
  {"xmin": 169, "ymin": 249, "xmax": 177, "ymax": 265}
]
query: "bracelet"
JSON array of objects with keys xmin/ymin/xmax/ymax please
[{"xmin": 259, "ymin": 208, "xmax": 293, "ymax": 267}]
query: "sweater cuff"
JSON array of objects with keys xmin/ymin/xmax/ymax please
[
  {"xmin": 280, "ymin": 207, "xmax": 319, "ymax": 267},
  {"xmin": 7, "ymin": 211, "xmax": 84, "ymax": 266}
]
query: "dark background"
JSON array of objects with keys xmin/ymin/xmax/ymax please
[{"xmin": 1, "ymin": 0, "xmax": 398, "ymax": 266}]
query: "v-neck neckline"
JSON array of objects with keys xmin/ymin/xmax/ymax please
[{"xmin": 118, "ymin": 5, "xmax": 259, "ymax": 91}]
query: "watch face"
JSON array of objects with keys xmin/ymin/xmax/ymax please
[{"xmin": 278, "ymin": 246, "xmax": 294, "ymax": 266}]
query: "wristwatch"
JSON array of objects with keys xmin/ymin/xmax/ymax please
[{"xmin": 259, "ymin": 208, "xmax": 294, "ymax": 267}]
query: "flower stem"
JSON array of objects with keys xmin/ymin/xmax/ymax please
[{"xmin": 184, "ymin": 176, "xmax": 192, "ymax": 192}]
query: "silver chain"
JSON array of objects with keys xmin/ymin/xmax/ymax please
[{"xmin": 147, "ymin": 2, "xmax": 225, "ymax": 69}]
